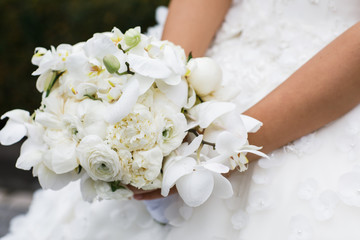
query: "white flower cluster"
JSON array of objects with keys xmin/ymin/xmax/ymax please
[{"xmin": 0, "ymin": 27, "xmax": 266, "ymax": 206}]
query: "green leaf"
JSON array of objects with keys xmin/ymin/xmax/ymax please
[
  {"xmin": 84, "ymin": 94, "xmax": 103, "ymax": 101},
  {"xmin": 45, "ymin": 71, "xmax": 65, "ymax": 97},
  {"xmin": 110, "ymin": 181, "xmax": 126, "ymax": 192},
  {"xmin": 187, "ymin": 51, "xmax": 193, "ymax": 62}
]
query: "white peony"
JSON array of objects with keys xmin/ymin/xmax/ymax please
[
  {"xmin": 132, "ymin": 147, "xmax": 163, "ymax": 187},
  {"xmin": 106, "ymin": 104, "xmax": 158, "ymax": 152},
  {"xmin": 77, "ymin": 135, "xmax": 121, "ymax": 182}
]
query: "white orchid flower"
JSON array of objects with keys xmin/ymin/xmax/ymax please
[
  {"xmin": 0, "ymin": 109, "xmax": 30, "ymax": 145},
  {"xmin": 106, "ymin": 78, "xmax": 140, "ymax": 124},
  {"xmin": 187, "ymin": 101, "xmax": 236, "ymax": 130},
  {"xmin": 162, "ymin": 135, "xmax": 233, "ymax": 207},
  {"xmin": 126, "ymin": 41, "xmax": 188, "ymax": 107},
  {"xmin": 16, "ymin": 123, "xmax": 46, "ymax": 171},
  {"xmin": 0, "ymin": 109, "xmax": 47, "ymax": 172},
  {"xmin": 32, "ymin": 162, "xmax": 80, "ymax": 190},
  {"xmin": 32, "ymin": 44, "xmax": 72, "ymax": 76},
  {"xmin": 215, "ymin": 131, "xmax": 268, "ymax": 171}
]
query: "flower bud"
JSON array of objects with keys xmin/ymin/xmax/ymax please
[
  {"xmin": 186, "ymin": 57, "xmax": 222, "ymax": 97},
  {"xmin": 103, "ymin": 54, "xmax": 120, "ymax": 74},
  {"xmin": 124, "ymin": 28, "xmax": 141, "ymax": 48}
]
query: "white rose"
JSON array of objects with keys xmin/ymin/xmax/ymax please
[
  {"xmin": 186, "ymin": 57, "xmax": 222, "ymax": 97},
  {"xmin": 77, "ymin": 135, "xmax": 121, "ymax": 181}
]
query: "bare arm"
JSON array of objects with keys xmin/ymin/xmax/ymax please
[
  {"xmin": 135, "ymin": 3, "xmax": 360, "ymax": 199},
  {"xmin": 246, "ymin": 22, "xmax": 360, "ymax": 160},
  {"xmin": 162, "ymin": 0, "xmax": 232, "ymax": 57}
]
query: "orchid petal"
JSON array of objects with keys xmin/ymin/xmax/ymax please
[
  {"xmin": 241, "ymin": 114, "xmax": 263, "ymax": 133},
  {"xmin": 84, "ymin": 34, "xmax": 118, "ymax": 62},
  {"xmin": 237, "ymin": 148, "xmax": 269, "ymax": 159},
  {"xmin": 34, "ymin": 164, "xmax": 73, "ymax": 190},
  {"xmin": 216, "ymin": 131, "xmax": 247, "ymax": 155},
  {"xmin": 184, "ymin": 86, "xmax": 196, "ymax": 109},
  {"xmin": 16, "ymin": 139, "xmax": 44, "ymax": 170},
  {"xmin": 161, "ymin": 157, "xmax": 196, "ymax": 197},
  {"xmin": 106, "ymin": 78, "xmax": 140, "ymax": 124},
  {"xmin": 212, "ymin": 173, "xmax": 233, "ymax": 199},
  {"xmin": 189, "ymin": 101, "xmax": 236, "ymax": 129},
  {"xmin": 182, "ymin": 135, "xmax": 203, "ymax": 157},
  {"xmin": 127, "ymin": 54, "xmax": 172, "ymax": 78},
  {"xmin": 132, "ymin": 74, "xmax": 154, "ymax": 95},
  {"xmin": 1, "ymin": 109, "xmax": 30, "ymax": 122},
  {"xmin": 0, "ymin": 120, "xmax": 27, "ymax": 145},
  {"xmin": 176, "ymin": 170, "xmax": 214, "ymax": 207},
  {"xmin": 203, "ymin": 162, "xmax": 229, "ymax": 174},
  {"xmin": 163, "ymin": 45, "xmax": 186, "ymax": 75},
  {"xmin": 162, "ymin": 74, "xmax": 182, "ymax": 86},
  {"xmin": 219, "ymin": 110, "xmax": 248, "ymax": 137},
  {"xmin": 156, "ymin": 79, "xmax": 188, "ymax": 107}
]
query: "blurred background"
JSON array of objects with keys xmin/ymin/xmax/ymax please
[{"xmin": 0, "ymin": 0, "xmax": 169, "ymax": 236}]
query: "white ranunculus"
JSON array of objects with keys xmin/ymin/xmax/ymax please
[
  {"xmin": 186, "ymin": 57, "xmax": 222, "ymax": 97},
  {"xmin": 77, "ymin": 135, "xmax": 121, "ymax": 182},
  {"xmin": 156, "ymin": 112, "xmax": 187, "ymax": 156}
]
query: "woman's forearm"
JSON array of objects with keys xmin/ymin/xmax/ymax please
[
  {"xmin": 162, "ymin": 0, "xmax": 232, "ymax": 57},
  {"xmin": 245, "ymin": 22, "xmax": 360, "ymax": 160}
]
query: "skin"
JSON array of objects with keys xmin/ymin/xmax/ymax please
[{"xmin": 133, "ymin": 0, "xmax": 360, "ymax": 200}]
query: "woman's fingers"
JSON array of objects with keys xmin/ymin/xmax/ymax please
[{"xmin": 134, "ymin": 187, "xmax": 177, "ymax": 200}]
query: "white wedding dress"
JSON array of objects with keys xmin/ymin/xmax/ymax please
[{"xmin": 3, "ymin": 0, "xmax": 360, "ymax": 239}]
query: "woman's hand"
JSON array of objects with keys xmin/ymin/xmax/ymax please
[{"xmin": 129, "ymin": 185, "xmax": 177, "ymax": 200}]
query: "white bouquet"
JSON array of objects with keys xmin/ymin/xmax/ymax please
[{"xmin": 0, "ymin": 27, "xmax": 266, "ymax": 207}]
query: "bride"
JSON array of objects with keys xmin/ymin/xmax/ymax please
[{"xmin": 3, "ymin": 0, "xmax": 360, "ymax": 239}]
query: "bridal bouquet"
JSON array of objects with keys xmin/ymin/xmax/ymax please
[{"xmin": 0, "ymin": 27, "xmax": 266, "ymax": 207}]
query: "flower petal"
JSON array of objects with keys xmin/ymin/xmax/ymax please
[
  {"xmin": 16, "ymin": 139, "xmax": 44, "ymax": 170},
  {"xmin": 106, "ymin": 78, "xmax": 140, "ymax": 124},
  {"xmin": 156, "ymin": 79, "xmax": 188, "ymax": 107},
  {"xmin": 212, "ymin": 173, "xmax": 233, "ymax": 199},
  {"xmin": 34, "ymin": 163, "xmax": 74, "ymax": 190},
  {"xmin": 50, "ymin": 141, "xmax": 78, "ymax": 174},
  {"xmin": 127, "ymin": 54, "xmax": 172, "ymax": 78},
  {"xmin": 203, "ymin": 162, "xmax": 229, "ymax": 174},
  {"xmin": 240, "ymin": 114, "xmax": 263, "ymax": 133},
  {"xmin": 132, "ymin": 74, "xmax": 154, "ymax": 95},
  {"xmin": 161, "ymin": 157, "xmax": 196, "ymax": 197},
  {"xmin": 215, "ymin": 131, "xmax": 247, "ymax": 155},
  {"xmin": 176, "ymin": 170, "xmax": 214, "ymax": 207},
  {"xmin": 1, "ymin": 109, "xmax": 30, "ymax": 122},
  {"xmin": 0, "ymin": 120, "xmax": 27, "ymax": 145},
  {"xmin": 182, "ymin": 135, "xmax": 203, "ymax": 157},
  {"xmin": 163, "ymin": 45, "xmax": 186, "ymax": 75},
  {"xmin": 188, "ymin": 101, "xmax": 236, "ymax": 129}
]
